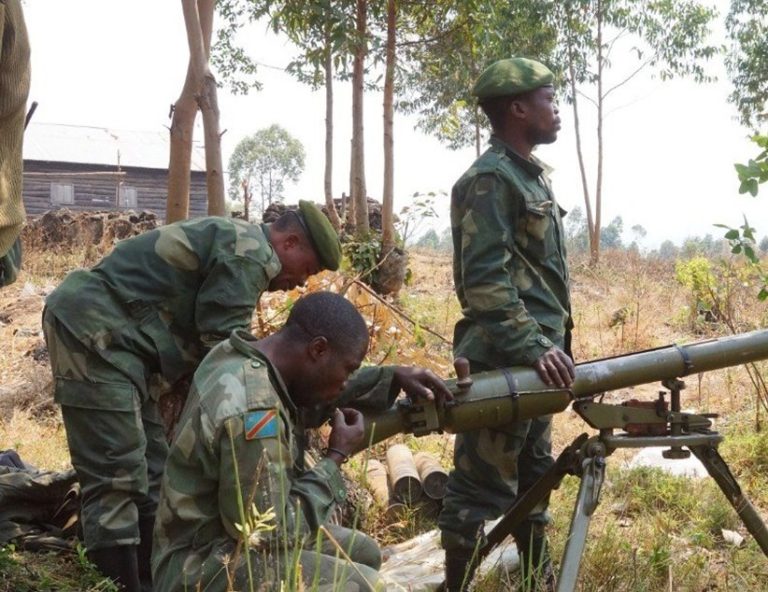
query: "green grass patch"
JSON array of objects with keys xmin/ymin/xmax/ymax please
[{"xmin": 0, "ymin": 545, "xmax": 116, "ymax": 592}]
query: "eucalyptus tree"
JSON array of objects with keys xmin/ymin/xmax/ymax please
[
  {"xmin": 167, "ymin": 0, "xmax": 263, "ymax": 222},
  {"xmin": 726, "ymin": 0, "xmax": 768, "ymax": 129},
  {"xmin": 397, "ymin": 0, "xmax": 557, "ymax": 156},
  {"xmin": 550, "ymin": 0, "xmax": 718, "ymax": 264},
  {"xmin": 228, "ymin": 124, "xmax": 306, "ymax": 219},
  {"xmin": 266, "ymin": 0, "xmax": 355, "ymax": 230}
]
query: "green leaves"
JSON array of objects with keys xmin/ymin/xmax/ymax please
[
  {"xmin": 734, "ymin": 136, "xmax": 768, "ymax": 197},
  {"xmin": 725, "ymin": 0, "xmax": 768, "ymax": 129},
  {"xmin": 717, "ymin": 135, "xmax": 768, "ymax": 301},
  {"xmin": 716, "ymin": 217, "xmax": 768, "ymax": 301}
]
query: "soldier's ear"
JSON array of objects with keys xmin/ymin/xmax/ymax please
[
  {"xmin": 283, "ymin": 233, "xmax": 301, "ymax": 250},
  {"xmin": 510, "ymin": 97, "xmax": 528, "ymax": 119},
  {"xmin": 307, "ymin": 336, "xmax": 330, "ymax": 361}
]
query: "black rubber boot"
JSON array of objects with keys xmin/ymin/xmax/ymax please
[
  {"xmin": 444, "ymin": 548, "xmax": 479, "ymax": 592},
  {"xmin": 513, "ymin": 523, "xmax": 556, "ymax": 592},
  {"xmin": 137, "ymin": 515, "xmax": 154, "ymax": 592},
  {"xmin": 89, "ymin": 545, "xmax": 141, "ymax": 592}
]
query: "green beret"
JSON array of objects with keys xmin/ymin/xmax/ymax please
[
  {"xmin": 298, "ymin": 200, "xmax": 342, "ymax": 271},
  {"xmin": 472, "ymin": 57, "xmax": 554, "ymax": 100}
]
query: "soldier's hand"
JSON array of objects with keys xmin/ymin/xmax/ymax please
[
  {"xmin": 533, "ymin": 346, "xmax": 575, "ymax": 388},
  {"xmin": 393, "ymin": 366, "xmax": 454, "ymax": 406},
  {"xmin": 326, "ymin": 408, "xmax": 365, "ymax": 465}
]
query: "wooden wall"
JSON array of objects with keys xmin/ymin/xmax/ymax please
[{"xmin": 22, "ymin": 161, "xmax": 208, "ymax": 220}]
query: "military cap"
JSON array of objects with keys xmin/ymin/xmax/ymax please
[
  {"xmin": 472, "ymin": 57, "xmax": 554, "ymax": 100},
  {"xmin": 298, "ymin": 200, "xmax": 342, "ymax": 271}
]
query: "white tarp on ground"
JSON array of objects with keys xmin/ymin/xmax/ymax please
[{"xmin": 379, "ymin": 520, "xmax": 519, "ymax": 592}]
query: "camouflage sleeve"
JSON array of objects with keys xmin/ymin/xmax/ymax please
[
  {"xmin": 456, "ymin": 173, "xmax": 550, "ymax": 365},
  {"xmin": 218, "ymin": 412, "xmax": 346, "ymax": 546},
  {"xmin": 337, "ymin": 365, "xmax": 398, "ymax": 411}
]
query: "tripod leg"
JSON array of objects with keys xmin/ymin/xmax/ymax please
[
  {"xmin": 690, "ymin": 444, "xmax": 768, "ymax": 556},
  {"xmin": 557, "ymin": 455, "xmax": 606, "ymax": 592}
]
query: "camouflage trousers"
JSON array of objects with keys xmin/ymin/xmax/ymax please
[
  {"xmin": 0, "ymin": 238, "xmax": 21, "ymax": 287},
  {"xmin": 43, "ymin": 308, "xmax": 168, "ymax": 551},
  {"xmin": 155, "ymin": 524, "xmax": 384, "ymax": 592},
  {"xmin": 438, "ymin": 359, "xmax": 554, "ymax": 553}
]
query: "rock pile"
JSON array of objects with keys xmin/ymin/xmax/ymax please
[{"xmin": 22, "ymin": 209, "xmax": 159, "ymax": 253}]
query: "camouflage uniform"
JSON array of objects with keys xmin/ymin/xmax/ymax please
[
  {"xmin": 438, "ymin": 136, "xmax": 571, "ymax": 555},
  {"xmin": 43, "ymin": 216, "xmax": 282, "ymax": 553},
  {"xmin": 0, "ymin": 0, "xmax": 31, "ymax": 287},
  {"xmin": 153, "ymin": 329, "xmax": 383, "ymax": 592}
]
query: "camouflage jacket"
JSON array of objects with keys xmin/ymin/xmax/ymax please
[
  {"xmin": 451, "ymin": 136, "xmax": 571, "ymax": 367},
  {"xmin": 45, "ymin": 217, "xmax": 281, "ymax": 399},
  {"xmin": 153, "ymin": 329, "xmax": 376, "ymax": 590},
  {"xmin": 0, "ymin": 0, "xmax": 31, "ymax": 284}
]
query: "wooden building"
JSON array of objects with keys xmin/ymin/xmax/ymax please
[{"xmin": 22, "ymin": 123, "xmax": 208, "ymax": 219}]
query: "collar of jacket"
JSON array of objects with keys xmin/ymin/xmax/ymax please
[
  {"xmin": 228, "ymin": 328, "xmax": 297, "ymax": 419},
  {"xmin": 489, "ymin": 135, "xmax": 548, "ymax": 179}
]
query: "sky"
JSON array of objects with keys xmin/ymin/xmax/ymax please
[{"xmin": 21, "ymin": 0, "xmax": 768, "ymax": 249}]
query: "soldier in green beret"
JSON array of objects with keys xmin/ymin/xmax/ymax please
[
  {"xmin": 43, "ymin": 205, "xmax": 450, "ymax": 591},
  {"xmin": 438, "ymin": 57, "xmax": 575, "ymax": 592}
]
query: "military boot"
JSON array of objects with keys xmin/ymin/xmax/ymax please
[
  {"xmin": 443, "ymin": 548, "xmax": 479, "ymax": 592},
  {"xmin": 137, "ymin": 515, "xmax": 155, "ymax": 592},
  {"xmin": 89, "ymin": 545, "xmax": 141, "ymax": 592},
  {"xmin": 513, "ymin": 523, "xmax": 556, "ymax": 592}
]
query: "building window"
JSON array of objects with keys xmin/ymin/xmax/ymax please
[
  {"xmin": 118, "ymin": 185, "xmax": 138, "ymax": 208},
  {"xmin": 50, "ymin": 183, "xmax": 74, "ymax": 205}
]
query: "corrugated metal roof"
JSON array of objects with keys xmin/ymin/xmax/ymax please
[{"xmin": 23, "ymin": 122, "xmax": 207, "ymax": 172}]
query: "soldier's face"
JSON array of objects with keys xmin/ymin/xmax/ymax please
[
  {"xmin": 294, "ymin": 340, "xmax": 368, "ymax": 406},
  {"xmin": 270, "ymin": 235, "xmax": 322, "ymax": 292},
  {"xmin": 521, "ymin": 86, "xmax": 560, "ymax": 145}
]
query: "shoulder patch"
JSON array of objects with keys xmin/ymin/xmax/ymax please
[{"xmin": 244, "ymin": 409, "xmax": 279, "ymax": 440}]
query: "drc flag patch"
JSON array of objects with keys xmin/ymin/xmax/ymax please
[{"xmin": 244, "ymin": 409, "xmax": 278, "ymax": 440}]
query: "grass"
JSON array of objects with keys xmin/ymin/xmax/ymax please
[
  {"xmin": 0, "ymin": 543, "xmax": 116, "ymax": 592},
  {"xmin": 5, "ymin": 239, "xmax": 768, "ymax": 590}
]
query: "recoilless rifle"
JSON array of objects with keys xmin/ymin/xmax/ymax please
[{"xmin": 356, "ymin": 329, "xmax": 768, "ymax": 591}]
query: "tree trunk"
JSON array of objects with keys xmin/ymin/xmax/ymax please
[
  {"xmin": 166, "ymin": 0, "xmax": 221, "ymax": 223},
  {"xmin": 474, "ymin": 106, "xmax": 481, "ymax": 157},
  {"xmin": 200, "ymin": 71, "xmax": 225, "ymax": 216},
  {"xmin": 167, "ymin": 63, "xmax": 197, "ymax": 223},
  {"xmin": 323, "ymin": 26, "xmax": 342, "ymax": 231},
  {"xmin": 381, "ymin": 0, "xmax": 396, "ymax": 250},
  {"xmin": 242, "ymin": 179, "xmax": 251, "ymax": 221},
  {"xmin": 592, "ymin": 0, "xmax": 604, "ymax": 266},
  {"xmin": 350, "ymin": 0, "xmax": 369, "ymax": 237},
  {"xmin": 567, "ymin": 38, "xmax": 595, "ymax": 259}
]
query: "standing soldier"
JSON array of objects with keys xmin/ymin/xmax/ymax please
[
  {"xmin": 0, "ymin": 0, "xmax": 31, "ymax": 287},
  {"xmin": 438, "ymin": 57, "xmax": 575, "ymax": 592}
]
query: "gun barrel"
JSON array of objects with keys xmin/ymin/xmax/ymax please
[
  {"xmin": 359, "ymin": 329, "xmax": 768, "ymax": 452},
  {"xmin": 572, "ymin": 328, "xmax": 768, "ymax": 397}
]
